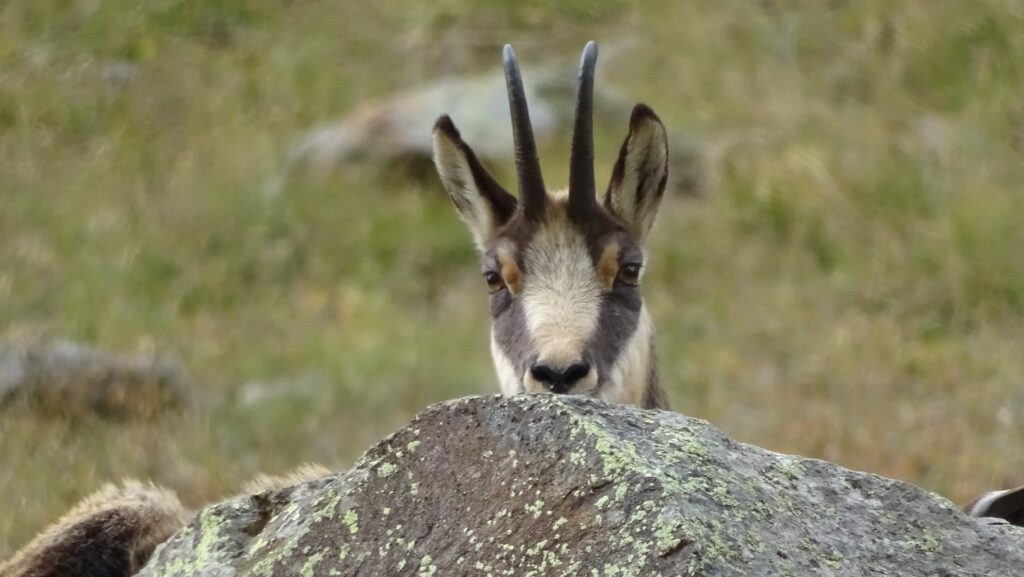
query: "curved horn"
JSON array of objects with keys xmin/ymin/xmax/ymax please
[
  {"xmin": 569, "ymin": 41, "xmax": 599, "ymax": 216},
  {"xmin": 503, "ymin": 44, "xmax": 546, "ymax": 220}
]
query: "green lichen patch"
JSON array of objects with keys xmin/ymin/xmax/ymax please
[
  {"xmin": 342, "ymin": 509, "xmax": 359, "ymax": 534},
  {"xmin": 377, "ymin": 462, "xmax": 398, "ymax": 478}
]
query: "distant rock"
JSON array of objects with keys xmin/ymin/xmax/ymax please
[
  {"xmin": 140, "ymin": 395, "xmax": 1023, "ymax": 576},
  {"xmin": 283, "ymin": 63, "xmax": 703, "ymax": 197},
  {"xmin": 0, "ymin": 341, "xmax": 188, "ymax": 419}
]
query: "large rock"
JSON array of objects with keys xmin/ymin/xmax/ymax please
[{"xmin": 139, "ymin": 395, "xmax": 1023, "ymax": 576}]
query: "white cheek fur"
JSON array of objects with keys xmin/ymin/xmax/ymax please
[
  {"xmin": 600, "ymin": 305, "xmax": 653, "ymax": 407},
  {"xmin": 491, "ymin": 332, "xmax": 522, "ymax": 395}
]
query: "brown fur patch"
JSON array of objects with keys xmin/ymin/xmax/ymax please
[
  {"xmin": 240, "ymin": 463, "xmax": 331, "ymax": 495},
  {"xmin": 0, "ymin": 481, "xmax": 188, "ymax": 577},
  {"xmin": 597, "ymin": 241, "xmax": 621, "ymax": 290},
  {"xmin": 0, "ymin": 465, "xmax": 334, "ymax": 577},
  {"xmin": 495, "ymin": 244, "xmax": 523, "ymax": 296}
]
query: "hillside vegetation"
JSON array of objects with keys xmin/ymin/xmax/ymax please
[{"xmin": 2, "ymin": 0, "xmax": 1022, "ymax": 556}]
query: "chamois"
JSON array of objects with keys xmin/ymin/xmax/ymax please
[{"xmin": 433, "ymin": 41, "xmax": 670, "ymax": 409}]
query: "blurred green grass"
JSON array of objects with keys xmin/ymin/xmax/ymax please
[{"xmin": 2, "ymin": 0, "xmax": 1023, "ymax": 556}]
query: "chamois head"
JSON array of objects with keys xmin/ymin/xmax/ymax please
[{"xmin": 433, "ymin": 42, "xmax": 669, "ymax": 409}]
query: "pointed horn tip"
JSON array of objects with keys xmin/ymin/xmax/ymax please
[
  {"xmin": 502, "ymin": 44, "xmax": 516, "ymax": 65},
  {"xmin": 582, "ymin": 41, "xmax": 598, "ymax": 63}
]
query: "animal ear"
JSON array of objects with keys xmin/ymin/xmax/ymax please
[
  {"xmin": 964, "ymin": 486, "xmax": 1024, "ymax": 526},
  {"xmin": 433, "ymin": 115, "xmax": 517, "ymax": 250},
  {"xmin": 603, "ymin": 104, "xmax": 669, "ymax": 243}
]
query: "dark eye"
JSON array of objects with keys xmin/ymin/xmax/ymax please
[
  {"xmin": 617, "ymin": 263, "xmax": 642, "ymax": 286},
  {"xmin": 483, "ymin": 271, "xmax": 506, "ymax": 294}
]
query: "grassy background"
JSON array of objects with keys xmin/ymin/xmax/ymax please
[{"xmin": 2, "ymin": 0, "xmax": 1023, "ymax": 556}]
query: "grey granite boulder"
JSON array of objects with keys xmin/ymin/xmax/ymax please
[{"xmin": 139, "ymin": 395, "xmax": 1023, "ymax": 576}]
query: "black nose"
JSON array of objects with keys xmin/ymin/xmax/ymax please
[{"xmin": 530, "ymin": 361, "xmax": 591, "ymax": 394}]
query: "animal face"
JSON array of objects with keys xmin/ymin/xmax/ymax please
[{"xmin": 433, "ymin": 42, "xmax": 670, "ymax": 409}]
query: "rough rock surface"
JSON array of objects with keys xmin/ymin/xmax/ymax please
[
  {"xmin": 0, "ymin": 341, "xmax": 188, "ymax": 419},
  {"xmin": 140, "ymin": 395, "xmax": 1024, "ymax": 576}
]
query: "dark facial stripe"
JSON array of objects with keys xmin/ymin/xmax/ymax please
[
  {"xmin": 576, "ymin": 207, "xmax": 646, "ymax": 393},
  {"xmin": 584, "ymin": 283, "xmax": 643, "ymax": 394},
  {"xmin": 485, "ymin": 214, "xmax": 541, "ymax": 393},
  {"xmin": 490, "ymin": 289, "xmax": 532, "ymax": 393}
]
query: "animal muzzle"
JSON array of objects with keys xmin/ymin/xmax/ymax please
[{"xmin": 524, "ymin": 355, "xmax": 599, "ymax": 396}]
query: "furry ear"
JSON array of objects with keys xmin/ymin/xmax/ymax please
[
  {"xmin": 963, "ymin": 485, "xmax": 1024, "ymax": 526},
  {"xmin": 603, "ymin": 104, "xmax": 669, "ymax": 243},
  {"xmin": 433, "ymin": 116, "xmax": 517, "ymax": 249}
]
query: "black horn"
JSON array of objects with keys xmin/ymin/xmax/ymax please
[
  {"xmin": 503, "ymin": 44, "xmax": 546, "ymax": 220},
  {"xmin": 569, "ymin": 41, "xmax": 599, "ymax": 216}
]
